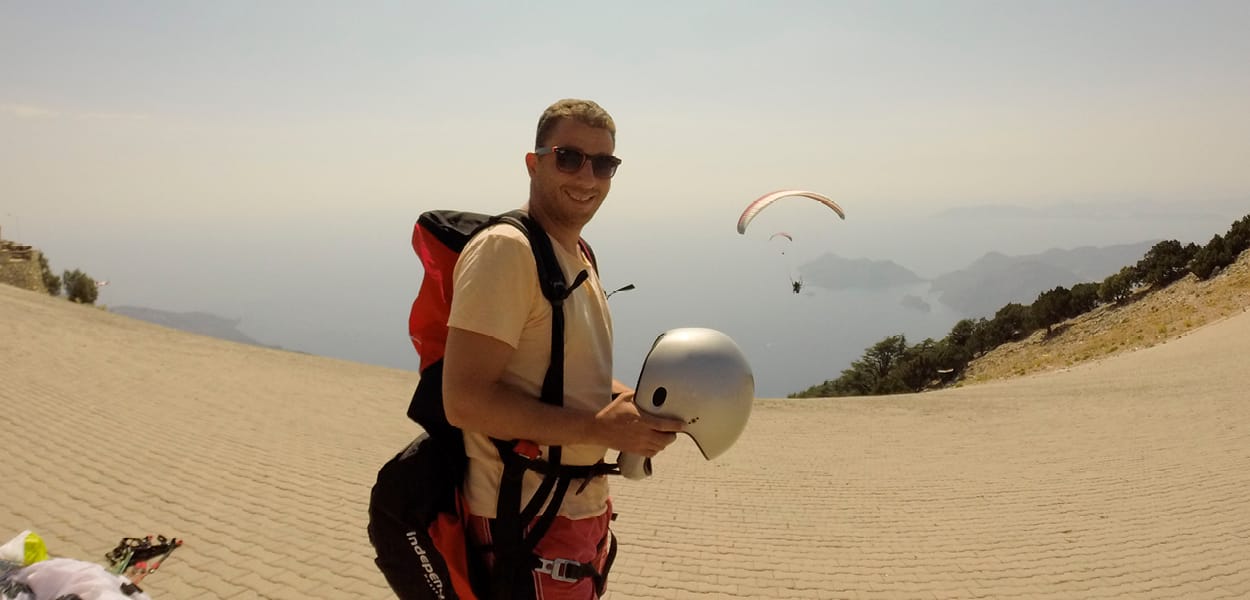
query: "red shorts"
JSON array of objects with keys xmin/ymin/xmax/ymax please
[{"xmin": 466, "ymin": 499, "xmax": 614, "ymax": 600}]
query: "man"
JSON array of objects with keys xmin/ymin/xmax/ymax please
[{"xmin": 442, "ymin": 99, "xmax": 686, "ymax": 599}]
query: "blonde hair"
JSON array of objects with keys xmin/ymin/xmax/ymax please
[{"xmin": 534, "ymin": 99, "xmax": 616, "ymax": 149}]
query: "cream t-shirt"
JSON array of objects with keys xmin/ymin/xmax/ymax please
[{"xmin": 447, "ymin": 223, "xmax": 614, "ymax": 520}]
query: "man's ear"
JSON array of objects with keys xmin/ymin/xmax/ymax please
[{"xmin": 525, "ymin": 152, "xmax": 537, "ymax": 175}]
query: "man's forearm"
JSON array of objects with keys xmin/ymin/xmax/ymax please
[{"xmin": 448, "ymin": 380, "xmax": 604, "ymax": 448}]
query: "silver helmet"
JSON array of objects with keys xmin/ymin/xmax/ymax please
[{"xmin": 634, "ymin": 327, "xmax": 755, "ymax": 460}]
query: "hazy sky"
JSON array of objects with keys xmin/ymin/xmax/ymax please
[{"xmin": 3, "ymin": 1, "xmax": 1249, "ymax": 394}]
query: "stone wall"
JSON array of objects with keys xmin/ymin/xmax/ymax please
[{"xmin": 0, "ymin": 239, "xmax": 48, "ymax": 293}]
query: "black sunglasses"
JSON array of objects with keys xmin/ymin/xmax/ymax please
[{"xmin": 535, "ymin": 146, "xmax": 622, "ymax": 179}]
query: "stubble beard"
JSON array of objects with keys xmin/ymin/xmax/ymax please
[{"xmin": 534, "ymin": 182, "xmax": 600, "ymax": 231}]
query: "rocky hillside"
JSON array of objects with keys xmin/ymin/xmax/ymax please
[{"xmin": 961, "ymin": 249, "xmax": 1250, "ymax": 384}]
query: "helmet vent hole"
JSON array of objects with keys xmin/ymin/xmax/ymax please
[{"xmin": 651, "ymin": 387, "xmax": 667, "ymax": 407}]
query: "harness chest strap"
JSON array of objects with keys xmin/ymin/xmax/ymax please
[{"xmin": 497, "ymin": 443, "xmax": 621, "ymax": 478}]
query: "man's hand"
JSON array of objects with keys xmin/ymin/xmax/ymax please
[{"xmin": 594, "ymin": 391, "xmax": 685, "ymax": 456}]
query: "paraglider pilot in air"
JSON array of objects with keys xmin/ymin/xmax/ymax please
[{"xmin": 736, "ymin": 190, "xmax": 844, "ymax": 298}]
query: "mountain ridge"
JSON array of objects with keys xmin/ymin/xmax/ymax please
[
  {"xmin": 798, "ymin": 239, "xmax": 1160, "ymax": 318},
  {"xmin": 110, "ymin": 305, "xmax": 282, "ymax": 350}
]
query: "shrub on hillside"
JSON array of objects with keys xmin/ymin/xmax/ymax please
[
  {"xmin": 38, "ymin": 254, "xmax": 61, "ymax": 296},
  {"xmin": 1136, "ymin": 240, "xmax": 1198, "ymax": 289},
  {"xmin": 792, "ymin": 335, "xmax": 910, "ymax": 397},
  {"xmin": 886, "ymin": 338, "xmax": 944, "ymax": 393},
  {"xmin": 1190, "ymin": 234, "xmax": 1234, "ymax": 280},
  {"xmin": 1068, "ymin": 282, "xmax": 1101, "ymax": 317},
  {"xmin": 944, "ymin": 318, "xmax": 979, "ymax": 360},
  {"xmin": 1226, "ymin": 214, "xmax": 1250, "ymax": 255},
  {"xmin": 1098, "ymin": 267, "xmax": 1136, "ymax": 304},
  {"xmin": 62, "ymin": 269, "xmax": 98, "ymax": 304},
  {"xmin": 966, "ymin": 317, "xmax": 999, "ymax": 357},
  {"xmin": 852, "ymin": 335, "xmax": 911, "ymax": 394},
  {"xmin": 989, "ymin": 303, "xmax": 1033, "ymax": 344},
  {"xmin": 1031, "ymin": 286, "xmax": 1072, "ymax": 335}
]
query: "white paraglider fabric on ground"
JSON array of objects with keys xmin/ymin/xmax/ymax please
[{"xmin": 2, "ymin": 558, "xmax": 152, "ymax": 600}]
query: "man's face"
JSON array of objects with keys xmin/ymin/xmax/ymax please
[{"xmin": 527, "ymin": 118, "xmax": 616, "ymax": 229}]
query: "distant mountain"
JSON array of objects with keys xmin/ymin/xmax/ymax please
[
  {"xmin": 798, "ymin": 253, "xmax": 925, "ymax": 290},
  {"xmin": 111, "ymin": 306, "xmax": 280, "ymax": 349},
  {"xmin": 899, "ymin": 294, "xmax": 932, "ymax": 313},
  {"xmin": 929, "ymin": 240, "xmax": 1159, "ymax": 318},
  {"xmin": 1031, "ymin": 242, "xmax": 1160, "ymax": 282},
  {"xmin": 933, "ymin": 199, "xmax": 1247, "ymax": 222},
  {"xmin": 933, "ymin": 204, "xmax": 1040, "ymax": 219}
]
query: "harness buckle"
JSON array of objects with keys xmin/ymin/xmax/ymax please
[
  {"xmin": 535, "ymin": 557, "xmax": 582, "ymax": 583},
  {"xmin": 512, "ymin": 440, "xmax": 541, "ymax": 460}
]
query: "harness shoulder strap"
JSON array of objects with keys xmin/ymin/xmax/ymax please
[{"xmin": 486, "ymin": 210, "xmax": 597, "ymax": 600}]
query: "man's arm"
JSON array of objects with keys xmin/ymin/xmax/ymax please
[{"xmin": 443, "ymin": 326, "xmax": 682, "ymax": 456}]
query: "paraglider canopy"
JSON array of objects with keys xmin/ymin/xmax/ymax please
[{"xmin": 737, "ymin": 189, "xmax": 845, "ymax": 235}]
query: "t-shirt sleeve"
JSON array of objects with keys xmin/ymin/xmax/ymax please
[{"xmin": 446, "ymin": 226, "xmax": 539, "ymax": 349}]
